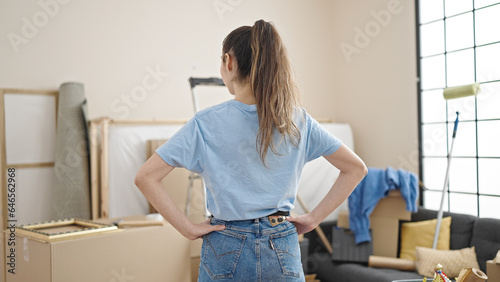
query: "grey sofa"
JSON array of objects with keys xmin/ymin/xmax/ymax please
[{"xmin": 304, "ymin": 208, "xmax": 500, "ymax": 282}]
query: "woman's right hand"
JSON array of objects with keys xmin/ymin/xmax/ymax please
[{"xmin": 287, "ymin": 214, "xmax": 318, "ymax": 235}]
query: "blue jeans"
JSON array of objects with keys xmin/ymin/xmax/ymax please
[{"xmin": 198, "ymin": 217, "xmax": 305, "ymax": 281}]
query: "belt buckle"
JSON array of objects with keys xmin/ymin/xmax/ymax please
[{"xmin": 268, "ymin": 215, "xmax": 286, "ymax": 227}]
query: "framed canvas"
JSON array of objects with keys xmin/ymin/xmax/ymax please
[{"xmin": 16, "ymin": 218, "xmax": 120, "ymax": 242}]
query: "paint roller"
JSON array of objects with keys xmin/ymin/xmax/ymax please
[
  {"xmin": 112, "ymin": 213, "xmax": 165, "ymax": 228},
  {"xmin": 443, "ymin": 82, "xmax": 481, "ymax": 100},
  {"xmin": 432, "ymin": 83, "xmax": 481, "ymax": 249}
]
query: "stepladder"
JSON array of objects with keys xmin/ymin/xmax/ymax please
[{"xmin": 185, "ymin": 77, "xmax": 225, "ymax": 219}]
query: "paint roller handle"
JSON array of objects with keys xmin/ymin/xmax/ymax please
[{"xmin": 452, "ymin": 112, "xmax": 460, "ymax": 138}]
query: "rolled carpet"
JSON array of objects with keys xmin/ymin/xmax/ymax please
[{"xmin": 53, "ymin": 82, "xmax": 90, "ymax": 219}]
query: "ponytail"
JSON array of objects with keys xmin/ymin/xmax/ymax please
[
  {"xmin": 223, "ymin": 20, "xmax": 301, "ymax": 164},
  {"xmin": 250, "ymin": 20, "xmax": 301, "ymax": 163}
]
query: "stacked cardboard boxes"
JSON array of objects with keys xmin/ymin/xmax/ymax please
[
  {"xmin": 5, "ymin": 217, "xmax": 191, "ymax": 282},
  {"xmin": 337, "ymin": 190, "xmax": 411, "ymax": 258}
]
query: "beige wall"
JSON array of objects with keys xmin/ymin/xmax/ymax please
[
  {"xmin": 331, "ymin": 0, "xmax": 419, "ymax": 172},
  {"xmin": 0, "ymin": 0, "xmax": 336, "ymax": 120},
  {"xmin": 0, "ymin": 0, "xmax": 418, "ymax": 172}
]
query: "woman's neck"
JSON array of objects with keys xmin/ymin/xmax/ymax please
[{"xmin": 233, "ymin": 81, "xmax": 256, "ymax": 105}]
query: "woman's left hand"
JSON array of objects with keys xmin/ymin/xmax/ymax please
[
  {"xmin": 187, "ymin": 218, "xmax": 226, "ymax": 240},
  {"xmin": 286, "ymin": 214, "xmax": 317, "ymax": 235}
]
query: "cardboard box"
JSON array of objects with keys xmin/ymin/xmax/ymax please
[
  {"xmin": 147, "ymin": 140, "xmax": 205, "ymax": 224},
  {"xmin": 337, "ymin": 191, "xmax": 411, "ymax": 229},
  {"xmin": 371, "ymin": 190, "xmax": 411, "ymax": 220},
  {"xmin": 190, "ymin": 239, "xmax": 202, "ymax": 282},
  {"xmin": 190, "ymin": 238, "xmax": 202, "ymax": 258},
  {"xmin": 339, "ymin": 190, "xmax": 411, "ymax": 258},
  {"xmin": 1, "ymin": 230, "xmax": 5, "ymax": 282},
  {"xmin": 370, "ymin": 190, "xmax": 411, "ymax": 257},
  {"xmin": 6, "ymin": 217, "xmax": 191, "ymax": 282},
  {"xmin": 370, "ymin": 217, "xmax": 401, "ymax": 257},
  {"xmin": 337, "ymin": 210, "xmax": 350, "ymax": 229},
  {"xmin": 487, "ymin": 260, "xmax": 500, "ymax": 282},
  {"xmin": 191, "ymin": 256, "xmax": 201, "ymax": 282}
]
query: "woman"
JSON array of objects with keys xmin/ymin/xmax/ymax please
[{"xmin": 135, "ymin": 19, "xmax": 367, "ymax": 281}]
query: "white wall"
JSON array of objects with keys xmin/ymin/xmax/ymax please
[{"xmin": 0, "ymin": 0, "xmax": 418, "ymax": 171}]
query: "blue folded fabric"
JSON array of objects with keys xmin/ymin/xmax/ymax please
[{"xmin": 348, "ymin": 167, "xmax": 419, "ymax": 244}]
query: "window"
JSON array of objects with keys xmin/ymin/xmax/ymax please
[{"xmin": 417, "ymin": 0, "xmax": 500, "ymax": 219}]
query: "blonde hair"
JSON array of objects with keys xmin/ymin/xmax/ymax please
[{"xmin": 223, "ymin": 20, "xmax": 301, "ymax": 163}]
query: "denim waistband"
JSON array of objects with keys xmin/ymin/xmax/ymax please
[{"xmin": 210, "ymin": 216, "xmax": 293, "ymax": 235}]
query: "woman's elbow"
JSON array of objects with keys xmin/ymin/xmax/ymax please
[
  {"xmin": 134, "ymin": 169, "xmax": 148, "ymax": 189},
  {"xmin": 360, "ymin": 161, "xmax": 368, "ymax": 178},
  {"xmin": 351, "ymin": 158, "xmax": 368, "ymax": 180}
]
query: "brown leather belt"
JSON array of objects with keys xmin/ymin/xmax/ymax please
[{"xmin": 268, "ymin": 211, "xmax": 289, "ymax": 227}]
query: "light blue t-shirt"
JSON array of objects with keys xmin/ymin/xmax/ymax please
[{"xmin": 155, "ymin": 99, "xmax": 342, "ymax": 220}]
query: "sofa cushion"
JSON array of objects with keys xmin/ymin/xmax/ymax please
[
  {"xmin": 399, "ymin": 217, "xmax": 451, "ymax": 260},
  {"xmin": 415, "ymin": 246, "xmax": 480, "ymax": 277},
  {"xmin": 470, "ymin": 217, "xmax": 500, "ymax": 271},
  {"xmin": 411, "ymin": 208, "xmax": 476, "ymax": 250}
]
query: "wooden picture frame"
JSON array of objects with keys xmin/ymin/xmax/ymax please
[
  {"xmin": 89, "ymin": 119, "xmax": 186, "ymax": 219},
  {"xmin": 0, "ymin": 88, "xmax": 59, "ymax": 230},
  {"xmin": 16, "ymin": 218, "xmax": 120, "ymax": 243}
]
